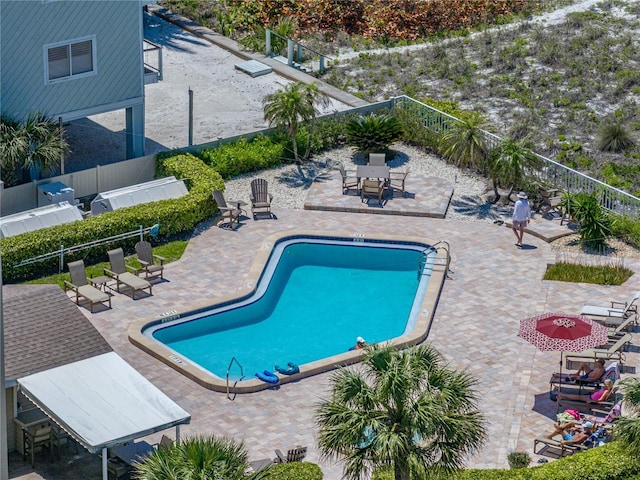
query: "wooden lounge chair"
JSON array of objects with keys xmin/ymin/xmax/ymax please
[
  {"xmin": 361, "ymin": 178, "xmax": 384, "ymax": 205},
  {"xmin": 274, "ymin": 445, "xmax": 307, "ymax": 463},
  {"xmin": 64, "ymin": 260, "xmax": 111, "ymax": 312},
  {"xmin": 23, "ymin": 424, "xmax": 53, "ymax": 467},
  {"xmin": 389, "ymin": 168, "xmax": 409, "ymax": 197},
  {"xmin": 581, "ymin": 292, "xmax": 639, "ymax": 321},
  {"xmin": 105, "ymin": 248, "xmax": 152, "ymax": 299},
  {"xmin": 135, "ymin": 241, "xmax": 165, "ymax": 279},
  {"xmin": 565, "ymin": 333, "xmax": 632, "ymax": 364},
  {"xmin": 250, "ymin": 178, "xmax": 274, "ymax": 219},
  {"xmin": 538, "ymin": 187, "xmax": 562, "ymax": 218},
  {"xmin": 533, "ymin": 435, "xmax": 587, "ymax": 458},
  {"xmin": 368, "ymin": 153, "xmax": 386, "ymax": 166},
  {"xmin": 212, "ymin": 190, "xmax": 241, "ymax": 229},
  {"xmin": 338, "ymin": 164, "xmax": 359, "ymax": 194}
]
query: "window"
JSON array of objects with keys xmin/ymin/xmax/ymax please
[{"xmin": 45, "ymin": 36, "xmax": 96, "ymax": 83}]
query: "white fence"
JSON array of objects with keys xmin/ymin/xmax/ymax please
[{"xmin": 0, "ymin": 155, "xmax": 156, "ymax": 216}]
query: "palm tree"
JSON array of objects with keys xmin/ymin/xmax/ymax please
[
  {"xmin": 132, "ymin": 435, "xmax": 269, "ymax": 480},
  {"xmin": 21, "ymin": 112, "xmax": 68, "ymax": 180},
  {"xmin": 315, "ymin": 343, "xmax": 486, "ymax": 480},
  {"xmin": 614, "ymin": 377, "xmax": 640, "ymax": 452},
  {"xmin": 438, "ymin": 111, "xmax": 489, "ymax": 171},
  {"xmin": 262, "ymin": 81, "xmax": 330, "ymax": 163},
  {"xmin": 488, "ymin": 136, "xmax": 542, "ymax": 202},
  {"xmin": 0, "ymin": 113, "xmax": 68, "ymax": 182}
]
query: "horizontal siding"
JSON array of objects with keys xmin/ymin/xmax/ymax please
[{"xmin": 1, "ymin": 0, "xmax": 143, "ymax": 120}]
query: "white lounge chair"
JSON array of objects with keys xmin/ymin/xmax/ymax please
[{"xmin": 581, "ymin": 292, "xmax": 640, "ymax": 320}]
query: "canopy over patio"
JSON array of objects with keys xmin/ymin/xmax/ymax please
[{"xmin": 17, "ymin": 352, "xmax": 190, "ymax": 478}]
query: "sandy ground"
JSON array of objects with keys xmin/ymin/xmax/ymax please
[{"xmin": 63, "ymin": 11, "xmax": 354, "ymax": 173}]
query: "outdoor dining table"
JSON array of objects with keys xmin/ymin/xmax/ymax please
[
  {"xmin": 356, "ymin": 165, "xmax": 390, "ymax": 182},
  {"xmin": 111, "ymin": 440, "xmax": 155, "ymax": 466}
]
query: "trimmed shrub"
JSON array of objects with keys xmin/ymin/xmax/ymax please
[
  {"xmin": 1, "ymin": 152, "xmax": 223, "ymax": 282},
  {"xmin": 372, "ymin": 442, "xmax": 640, "ymax": 479},
  {"xmin": 266, "ymin": 461, "xmax": 323, "ymax": 480},
  {"xmin": 507, "ymin": 451, "xmax": 531, "ymax": 469},
  {"xmin": 194, "ymin": 135, "xmax": 285, "ymax": 178}
]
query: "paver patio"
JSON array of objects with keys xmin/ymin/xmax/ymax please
[{"xmin": 11, "ymin": 204, "xmax": 638, "ymax": 479}]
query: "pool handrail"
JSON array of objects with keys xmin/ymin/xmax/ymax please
[{"xmin": 226, "ymin": 356, "xmax": 245, "ymax": 401}]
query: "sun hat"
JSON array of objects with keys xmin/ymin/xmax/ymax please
[
  {"xmin": 583, "ymin": 421, "xmax": 594, "ymax": 429},
  {"xmin": 356, "ymin": 336, "xmax": 365, "ymax": 344},
  {"xmin": 517, "ymin": 191, "xmax": 527, "ymax": 199}
]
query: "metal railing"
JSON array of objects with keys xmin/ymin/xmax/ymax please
[
  {"xmin": 265, "ymin": 29, "xmax": 333, "ymax": 74},
  {"xmin": 391, "ymin": 96, "xmax": 640, "ymax": 216},
  {"xmin": 144, "ymin": 39, "xmax": 163, "ymax": 81},
  {"xmin": 14, "ymin": 224, "xmax": 158, "ymax": 271},
  {"xmin": 226, "ymin": 357, "xmax": 245, "ymax": 401}
]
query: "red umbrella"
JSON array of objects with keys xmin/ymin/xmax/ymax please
[{"xmin": 518, "ymin": 313, "xmax": 609, "ymax": 391}]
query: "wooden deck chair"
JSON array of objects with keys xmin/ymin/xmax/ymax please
[
  {"xmin": 581, "ymin": 292, "xmax": 640, "ymax": 320},
  {"xmin": 135, "ymin": 241, "xmax": 165, "ymax": 279},
  {"xmin": 274, "ymin": 445, "xmax": 307, "ymax": 463},
  {"xmin": 105, "ymin": 248, "xmax": 152, "ymax": 299},
  {"xmin": 389, "ymin": 168, "xmax": 409, "ymax": 197},
  {"xmin": 338, "ymin": 164, "xmax": 359, "ymax": 194},
  {"xmin": 368, "ymin": 153, "xmax": 386, "ymax": 166},
  {"xmin": 64, "ymin": 260, "xmax": 111, "ymax": 312},
  {"xmin": 212, "ymin": 190, "xmax": 241, "ymax": 228},
  {"xmin": 250, "ymin": 178, "xmax": 274, "ymax": 218},
  {"xmin": 158, "ymin": 435, "xmax": 174, "ymax": 451}
]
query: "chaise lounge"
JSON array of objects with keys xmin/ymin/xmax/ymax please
[
  {"xmin": 105, "ymin": 248, "xmax": 152, "ymax": 299},
  {"xmin": 64, "ymin": 260, "xmax": 111, "ymax": 312}
]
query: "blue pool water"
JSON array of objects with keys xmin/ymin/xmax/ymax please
[{"xmin": 146, "ymin": 238, "xmax": 434, "ymax": 380}]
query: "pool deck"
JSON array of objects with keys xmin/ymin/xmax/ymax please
[{"xmin": 10, "ymin": 205, "xmax": 640, "ymax": 479}]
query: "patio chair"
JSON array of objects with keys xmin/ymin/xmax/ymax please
[
  {"xmin": 368, "ymin": 153, "xmax": 386, "ymax": 166},
  {"xmin": 581, "ymin": 292, "xmax": 640, "ymax": 321},
  {"xmin": 64, "ymin": 260, "xmax": 111, "ymax": 312},
  {"xmin": 212, "ymin": 190, "xmax": 241, "ymax": 229},
  {"xmin": 105, "ymin": 248, "xmax": 152, "ymax": 299},
  {"xmin": 533, "ymin": 435, "xmax": 587, "ymax": 458},
  {"xmin": 361, "ymin": 178, "xmax": 384, "ymax": 205},
  {"xmin": 158, "ymin": 435, "xmax": 174, "ymax": 451},
  {"xmin": 250, "ymin": 178, "xmax": 274, "ymax": 219},
  {"xmin": 135, "ymin": 241, "xmax": 165, "ymax": 279},
  {"xmin": 274, "ymin": 445, "xmax": 307, "ymax": 463},
  {"xmin": 565, "ymin": 333, "xmax": 632, "ymax": 365},
  {"xmin": 388, "ymin": 168, "xmax": 410, "ymax": 197},
  {"xmin": 23, "ymin": 424, "xmax": 53, "ymax": 467},
  {"xmin": 338, "ymin": 164, "xmax": 359, "ymax": 194},
  {"xmin": 538, "ymin": 187, "xmax": 562, "ymax": 218}
]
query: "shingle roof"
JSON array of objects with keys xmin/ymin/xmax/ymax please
[{"xmin": 4, "ymin": 284, "xmax": 112, "ymax": 381}]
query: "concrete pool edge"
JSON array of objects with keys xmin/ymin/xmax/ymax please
[{"xmin": 128, "ymin": 229, "xmax": 449, "ymax": 393}]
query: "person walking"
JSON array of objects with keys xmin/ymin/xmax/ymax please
[{"xmin": 512, "ymin": 191, "xmax": 531, "ymax": 247}]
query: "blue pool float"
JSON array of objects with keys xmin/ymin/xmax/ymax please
[
  {"xmin": 255, "ymin": 370, "xmax": 279, "ymax": 384},
  {"xmin": 275, "ymin": 362, "xmax": 300, "ymax": 375}
]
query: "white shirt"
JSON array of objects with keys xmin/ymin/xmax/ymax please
[{"xmin": 512, "ymin": 199, "xmax": 531, "ymax": 222}]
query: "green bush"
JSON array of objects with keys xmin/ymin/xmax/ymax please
[
  {"xmin": 507, "ymin": 451, "xmax": 531, "ymax": 469},
  {"xmin": 372, "ymin": 443, "xmax": 640, "ymax": 480},
  {"xmin": 544, "ymin": 261, "xmax": 633, "ymax": 286},
  {"xmin": 573, "ymin": 192, "xmax": 613, "ymax": 252},
  {"xmin": 266, "ymin": 461, "xmax": 323, "ymax": 480},
  {"xmin": 1, "ymin": 152, "xmax": 223, "ymax": 282},
  {"xmin": 194, "ymin": 135, "xmax": 285, "ymax": 178},
  {"xmin": 345, "ymin": 113, "xmax": 403, "ymax": 152},
  {"xmin": 598, "ymin": 122, "xmax": 635, "ymax": 153},
  {"xmin": 611, "ymin": 215, "xmax": 640, "ymax": 249}
]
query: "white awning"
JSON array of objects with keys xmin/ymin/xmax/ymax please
[{"xmin": 17, "ymin": 352, "xmax": 190, "ymax": 454}]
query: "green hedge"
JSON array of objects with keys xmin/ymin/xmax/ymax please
[
  {"xmin": 265, "ymin": 462, "xmax": 323, "ymax": 479},
  {"xmin": 372, "ymin": 443, "xmax": 640, "ymax": 480},
  {"xmin": 1, "ymin": 152, "xmax": 223, "ymax": 282}
]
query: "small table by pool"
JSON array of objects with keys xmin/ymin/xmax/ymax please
[
  {"xmin": 111, "ymin": 440, "xmax": 155, "ymax": 466},
  {"xmin": 228, "ymin": 199, "xmax": 248, "ymax": 217},
  {"xmin": 89, "ymin": 275, "xmax": 112, "ymax": 291},
  {"xmin": 357, "ymin": 165, "xmax": 390, "ymax": 195}
]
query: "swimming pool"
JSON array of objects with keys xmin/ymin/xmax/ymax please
[{"xmin": 129, "ymin": 231, "xmax": 449, "ymax": 393}]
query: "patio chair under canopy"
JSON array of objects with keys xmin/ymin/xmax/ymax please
[{"xmin": 517, "ymin": 312, "xmax": 609, "ymax": 396}]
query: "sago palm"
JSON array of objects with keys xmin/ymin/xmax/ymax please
[
  {"xmin": 263, "ymin": 81, "xmax": 330, "ymax": 163},
  {"xmin": 315, "ymin": 343, "xmax": 485, "ymax": 480}
]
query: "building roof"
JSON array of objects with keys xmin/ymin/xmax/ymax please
[{"xmin": 4, "ymin": 284, "xmax": 112, "ymax": 383}]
